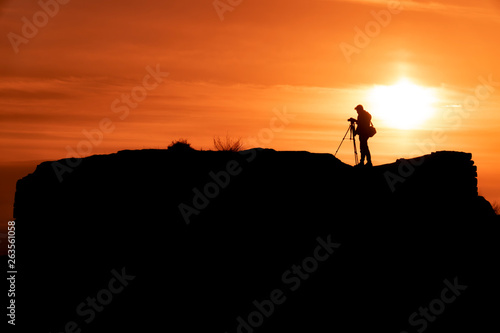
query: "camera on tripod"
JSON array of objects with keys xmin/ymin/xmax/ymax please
[{"xmin": 335, "ymin": 117, "xmax": 359, "ymax": 165}]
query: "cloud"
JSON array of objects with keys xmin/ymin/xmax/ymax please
[
  {"xmin": 0, "ymin": 88, "xmax": 70, "ymax": 100},
  {"xmin": 330, "ymin": 0, "xmax": 500, "ymax": 19}
]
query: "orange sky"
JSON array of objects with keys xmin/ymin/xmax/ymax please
[{"xmin": 1, "ymin": 0, "xmax": 500, "ymax": 240}]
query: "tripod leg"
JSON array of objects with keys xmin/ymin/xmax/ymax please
[
  {"xmin": 334, "ymin": 125, "xmax": 352, "ymax": 157},
  {"xmin": 353, "ymin": 136, "xmax": 359, "ymax": 165},
  {"xmin": 349, "ymin": 124, "xmax": 359, "ymax": 165}
]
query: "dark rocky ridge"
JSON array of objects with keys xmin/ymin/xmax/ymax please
[{"xmin": 13, "ymin": 149, "xmax": 499, "ymax": 332}]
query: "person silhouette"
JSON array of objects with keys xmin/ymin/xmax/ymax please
[{"xmin": 353, "ymin": 104, "xmax": 372, "ymax": 167}]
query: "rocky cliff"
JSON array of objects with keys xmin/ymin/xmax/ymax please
[{"xmin": 13, "ymin": 149, "xmax": 499, "ymax": 332}]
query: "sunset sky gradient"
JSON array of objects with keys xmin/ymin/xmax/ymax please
[{"xmin": 1, "ymin": 0, "xmax": 500, "ymax": 235}]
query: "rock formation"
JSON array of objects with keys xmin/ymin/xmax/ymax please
[{"xmin": 13, "ymin": 149, "xmax": 499, "ymax": 332}]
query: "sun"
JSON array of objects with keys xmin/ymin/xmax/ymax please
[{"xmin": 367, "ymin": 79, "xmax": 437, "ymax": 130}]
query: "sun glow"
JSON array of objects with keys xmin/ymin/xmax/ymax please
[{"xmin": 368, "ymin": 79, "xmax": 437, "ymax": 130}]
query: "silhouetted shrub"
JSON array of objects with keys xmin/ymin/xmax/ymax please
[
  {"xmin": 213, "ymin": 135, "xmax": 243, "ymax": 152},
  {"xmin": 167, "ymin": 139, "xmax": 195, "ymax": 152}
]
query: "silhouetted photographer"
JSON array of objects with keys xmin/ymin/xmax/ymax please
[
  {"xmin": 334, "ymin": 104, "xmax": 376, "ymax": 166},
  {"xmin": 352, "ymin": 105, "xmax": 375, "ymax": 167}
]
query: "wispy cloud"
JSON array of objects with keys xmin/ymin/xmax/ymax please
[{"xmin": 329, "ymin": 0, "xmax": 500, "ymax": 19}]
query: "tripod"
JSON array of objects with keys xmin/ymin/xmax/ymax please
[{"xmin": 334, "ymin": 120, "xmax": 358, "ymax": 165}]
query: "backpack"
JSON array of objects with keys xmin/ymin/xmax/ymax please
[{"xmin": 367, "ymin": 121, "xmax": 377, "ymax": 138}]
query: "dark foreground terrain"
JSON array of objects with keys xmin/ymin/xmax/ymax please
[{"xmin": 10, "ymin": 149, "xmax": 499, "ymax": 332}]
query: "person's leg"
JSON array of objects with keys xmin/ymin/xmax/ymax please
[
  {"xmin": 365, "ymin": 139, "xmax": 372, "ymax": 166},
  {"xmin": 359, "ymin": 137, "xmax": 368, "ymax": 165}
]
